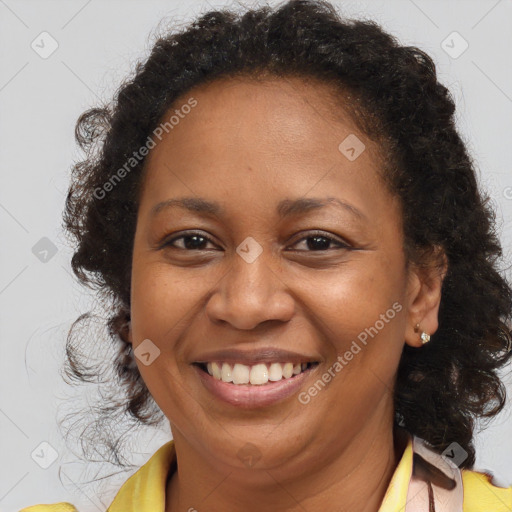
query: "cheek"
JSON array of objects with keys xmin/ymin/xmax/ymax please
[
  {"xmin": 301, "ymin": 257, "xmax": 407, "ymax": 400},
  {"xmin": 303, "ymin": 265, "xmax": 406, "ymax": 418},
  {"xmin": 303, "ymin": 261, "xmax": 400, "ymax": 342},
  {"xmin": 130, "ymin": 260, "xmax": 201, "ymax": 344},
  {"xmin": 129, "ymin": 261, "xmax": 202, "ymax": 415}
]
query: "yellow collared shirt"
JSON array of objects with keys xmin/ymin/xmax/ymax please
[{"xmin": 19, "ymin": 436, "xmax": 512, "ymax": 512}]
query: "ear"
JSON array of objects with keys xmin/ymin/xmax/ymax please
[
  {"xmin": 404, "ymin": 246, "xmax": 448, "ymax": 348},
  {"xmin": 119, "ymin": 312, "xmax": 133, "ymax": 345}
]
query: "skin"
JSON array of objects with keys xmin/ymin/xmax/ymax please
[{"xmin": 127, "ymin": 75, "xmax": 447, "ymax": 512}]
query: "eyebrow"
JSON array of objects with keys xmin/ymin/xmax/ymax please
[{"xmin": 150, "ymin": 196, "xmax": 367, "ymax": 221}]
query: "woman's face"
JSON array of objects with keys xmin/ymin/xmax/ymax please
[{"xmin": 129, "ymin": 76, "xmax": 441, "ymax": 474}]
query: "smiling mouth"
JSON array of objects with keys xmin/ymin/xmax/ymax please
[{"xmin": 194, "ymin": 361, "xmax": 320, "ymax": 385}]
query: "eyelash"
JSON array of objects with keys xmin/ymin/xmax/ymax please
[{"xmin": 161, "ymin": 230, "xmax": 351, "ymax": 252}]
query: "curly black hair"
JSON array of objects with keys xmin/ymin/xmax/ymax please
[{"xmin": 60, "ymin": 0, "xmax": 512, "ymax": 471}]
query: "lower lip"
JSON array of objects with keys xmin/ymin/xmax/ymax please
[{"xmin": 194, "ymin": 365, "xmax": 318, "ymax": 409}]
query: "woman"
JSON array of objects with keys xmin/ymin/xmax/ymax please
[{"xmin": 20, "ymin": 0, "xmax": 512, "ymax": 511}]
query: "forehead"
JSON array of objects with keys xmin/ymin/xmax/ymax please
[
  {"xmin": 144, "ymin": 76, "xmax": 383, "ymax": 181},
  {"xmin": 160, "ymin": 75, "xmax": 372, "ymax": 152},
  {"xmin": 138, "ymin": 75, "xmax": 398, "ymax": 230}
]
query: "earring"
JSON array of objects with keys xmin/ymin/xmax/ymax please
[{"xmin": 414, "ymin": 323, "xmax": 430, "ymax": 345}]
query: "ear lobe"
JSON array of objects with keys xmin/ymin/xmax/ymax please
[
  {"xmin": 404, "ymin": 247, "xmax": 448, "ymax": 348},
  {"xmin": 112, "ymin": 308, "xmax": 133, "ymax": 345},
  {"xmin": 119, "ymin": 310, "xmax": 133, "ymax": 345}
]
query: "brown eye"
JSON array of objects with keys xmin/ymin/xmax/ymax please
[
  {"xmin": 163, "ymin": 231, "xmax": 218, "ymax": 251},
  {"xmin": 289, "ymin": 232, "xmax": 351, "ymax": 252}
]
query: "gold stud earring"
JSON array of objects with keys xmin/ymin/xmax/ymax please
[{"xmin": 414, "ymin": 323, "xmax": 430, "ymax": 345}]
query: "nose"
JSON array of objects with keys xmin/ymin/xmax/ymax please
[{"xmin": 205, "ymin": 249, "xmax": 295, "ymax": 330}]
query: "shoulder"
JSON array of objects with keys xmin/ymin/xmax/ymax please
[
  {"xmin": 18, "ymin": 440, "xmax": 176, "ymax": 512},
  {"xmin": 462, "ymin": 468, "xmax": 512, "ymax": 511},
  {"xmin": 18, "ymin": 503, "xmax": 78, "ymax": 512}
]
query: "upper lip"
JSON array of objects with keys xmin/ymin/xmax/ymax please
[{"xmin": 193, "ymin": 347, "xmax": 320, "ymax": 365}]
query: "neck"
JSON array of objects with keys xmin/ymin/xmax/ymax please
[{"xmin": 166, "ymin": 417, "xmax": 408, "ymax": 512}]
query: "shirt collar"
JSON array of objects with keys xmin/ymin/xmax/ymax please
[
  {"xmin": 107, "ymin": 440, "xmax": 176, "ymax": 512},
  {"xmin": 107, "ymin": 434, "xmax": 415, "ymax": 512},
  {"xmin": 378, "ymin": 430, "xmax": 414, "ymax": 511}
]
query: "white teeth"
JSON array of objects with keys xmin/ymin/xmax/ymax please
[
  {"xmin": 221, "ymin": 362, "xmax": 233, "ymax": 382},
  {"xmin": 282, "ymin": 362, "xmax": 294, "ymax": 379},
  {"xmin": 232, "ymin": 363, "xmax": 250, "ymax": 384},
  {"xmin": 204, "ymin": 361, "xmax": 313, "ymax": 385},
  {"xmin": 268, "ymin": 362, "xmax": 283, "ymax": 381},
  {"xmin": 211, "ymin": 362, "xmax": 222, "ymax": 379},
  {"xmin": 250, "ymin": 363, "xmax": 269, "ymax": 385}
]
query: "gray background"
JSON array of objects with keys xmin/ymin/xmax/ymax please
[{"xmin": 1, "ymin": 0, "xmax": 511, "ymax": 510}]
